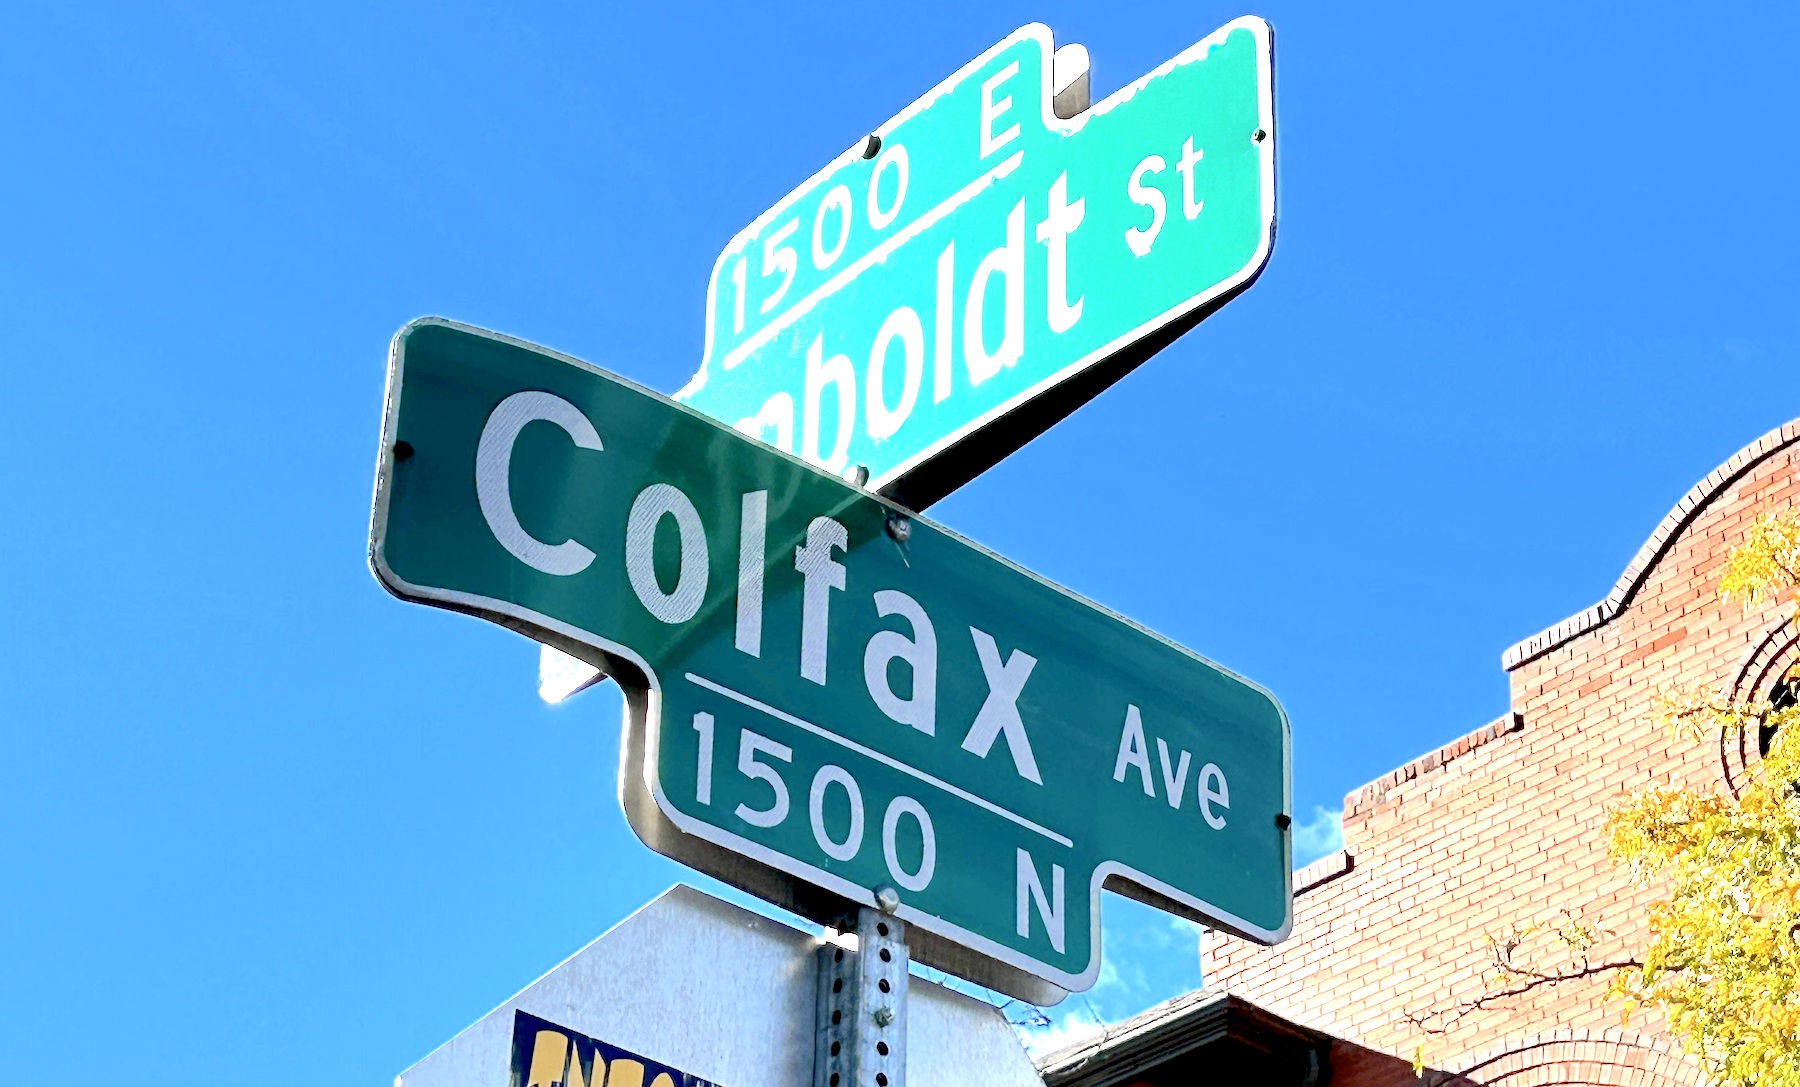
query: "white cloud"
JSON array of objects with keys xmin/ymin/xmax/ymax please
[
  {"xmin": 1292, "ymin": 805, "xmax": 1343, "ymax": 867},
  {"xmin": 1019, "ymin": 1012, "xmax": 1107, "ymax": 1058},
  {"xmin": 538, "ymin": 644, "xmax": 604, "ymax": 703},
  {"xmin": 1009, "ymin": 822, "xmax": 1348, "ymax": 1058},
  {"xmin": 1007, "ymin": 895, "xmax": 1206, "ymax": 1055}
]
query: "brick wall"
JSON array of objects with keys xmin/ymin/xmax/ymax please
[{"xmin": 1202, "ymin": 421, "xmax": 1800, "ymax": 1085}]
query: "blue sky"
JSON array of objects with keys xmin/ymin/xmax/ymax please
[{"xmin": 2, "ymin": 0, "xmax": 1796, "ymax": 1079}]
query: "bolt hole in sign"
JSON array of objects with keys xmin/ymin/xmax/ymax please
[{"xmin": 370, "ymin": 320, "xmax": 1291, "ymax": 1005}]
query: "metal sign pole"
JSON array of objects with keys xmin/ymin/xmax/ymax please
[{"xmin": 816, "ymin": 896, "xmax": 909, "ymax": 1087}]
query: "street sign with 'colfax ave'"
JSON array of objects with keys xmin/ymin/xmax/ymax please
[
  {"xmin": 371, "ymin": 321, "xmax": 1291, "ymax": 1000},
  {"xmin": 678, "ymin": 18, "xmax": 1274, "ymax": 508}
]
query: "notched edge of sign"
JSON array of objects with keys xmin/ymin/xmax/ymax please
[
  {"xmin": 874, "ymin": 15, "xmax": 1278, "ymax": 509},
  {"xmin": 688, "ymin": 15, "xmax": 1274, "ymax": 393},
  {"xmin": 675, "ymin": 16, "xmax": 1278, "ymax": 521},
  {"xmin": 616, "ymin": 683, "xmax": 1076, "ymax": 1007}
]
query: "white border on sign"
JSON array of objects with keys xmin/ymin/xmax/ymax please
[
  {"xmin": 676, "ymin": 17, "xmax": 1278, "ymax": 500},
  {"xmin": 368, "ymin": 317, "xmax": 1293, "ymax": 1000}
]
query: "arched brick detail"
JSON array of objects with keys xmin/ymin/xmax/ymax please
[
  {"xmin": 1202, "ymin": 416, "xmax": 1800, "ymax": 1081},
  {"xmin": 1444, "ymin": 1029, "xmax": 1706, "ymax": 1087},
  {"xmin": 1720, "ymin": 615, "xmax": 1800, "ymax": 797},
  {"xmin": 1504, "ymin": 420, "xmax": 1800, "ymax": 671}
]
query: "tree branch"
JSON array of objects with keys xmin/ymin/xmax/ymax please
[{"xmin": 1401, "ymin": 923, "xmax": 1644, "ymax": 1039}]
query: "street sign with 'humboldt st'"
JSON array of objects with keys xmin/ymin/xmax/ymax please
[
  {"xmin": 371, "ymin": 321, "xmax": 1291, "ymax": 1000},
  {"xmin": 677, "ymin": 18, "xmax": 1274, "ymax": 508}
]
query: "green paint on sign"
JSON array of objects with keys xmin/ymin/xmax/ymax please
[
  {"xmin": 372, "ymin": 320, "xmax": 1291, "ymax": 998},
  {"xmin": 677, "ymin": 18, "xmax": 1274, "ymax": 508}
]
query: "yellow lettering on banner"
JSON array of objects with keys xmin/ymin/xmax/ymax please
[
  {"xmin": 607, "ymin": 1058, "xmax": 646, "ymax": 1087},
  {"xmin": 650, "ymin": 1075, "xmax": 675, "ymax": 1087},
  {"xmin": 567, "ymin": 1049, "xmax": 590, "ymax": 1087},
  {"xmin": 526, "ymin": 1031, "xmax": 570, "ymax": 1087}
]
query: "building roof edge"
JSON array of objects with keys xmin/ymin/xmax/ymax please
[
  {"xmin": 1342, "ymin": 712, "xmax": 1524, "ymax": 818},
  {"xmin": 1035, "ymin": 991, "xmax": 1331, "ymax": 1087},
  {"xmin": 1501, "ymin": 419, "xmax": 1800, "ymax": 672}
]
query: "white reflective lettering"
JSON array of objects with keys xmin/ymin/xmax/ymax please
[
  {"xmin": 1156, "ymin": 737, "xmax": 1192, "ymax": 809},
  {"xmin": 1175, "ymin": 136, "xmax": 1204, "ymax": 220},
  {"xmin": 1035, "ymin": 171, "xmax": 1085, "ymax": 334},
  {"xmin": 933, "ymin": 240, "xmax": 955, "ymax": 403},
  {"xmin": 964, "ymin": 200, "xmax": 1025, "ymax": 385},
  {"xmin": 979, "ymin": 61, "xmax": 1021, "ymax": 159},
  {"xmin": 808, "ymin": 764, "xmax": 864, "ymax": 862},
  {"xmin": 812, "ymin": 184, "xmax": 853, "ymax": 269},
  {"xmin": 692, "ymin": 712, "xmax": 715, "ymax": 805},
  {"xmin": 736, "ymin": 490, "xmax": 767, "ymax": 657},
  {"xmin": 759, "ymin": 219, "xmax": 800, "ymax": 315},
  {"xmin": 866, "ymin": 143, "xmax": 909, "ymax": 230},
  {"xmin": 795, "ymin": 517, "xmax": 849, "ymax": 685},
  {"xmin": 1015, "ymin": 848, "xmax": 1065, "ymax": 953},
  {"xmin": 734, "ymin": 729, "xmax": 793, "ymax": 828},
  {"xmin": 474, "ymin": 391, "xmax": 602, "ymax": 576},
  {"xmin": 802, "ymin": 336, "xmax": 856, "ymax": 472},
  {"xmin": 1112, "ymin": 705, "xmax": 1153, "ymax": 796},
  {"xmin": 863, "ymin": 589, "xmax": 937, "ymax": 734},
  {"xmin": 624, "ymin": 483, "xmax": 708, "ymax": 624},
  {"xmin": 961, "ymin": 628, "xmax": 1041, "ymax": 783},
  {"xmin": 1125, "ymin": 156, "xmax": 1167, "ymax": 257},
  {"xmin": 1199, "ymin": 762, "xmax": 1230, "ymax": 829},
  {"xmin": 865, "ymin": 306, "xmax": 924, "ymax": 440},
  {"xmin": 883, "ymin": 796, "xmax": 936, "ymax": 892}
]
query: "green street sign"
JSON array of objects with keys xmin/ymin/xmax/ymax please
[
  {"xmin": 676, "ymin": 18, "xmax": 1274, "ymax": 508},
  {"xmin": 371, "ymin": 320, "xmax": 1291, "ymax": 1000}
]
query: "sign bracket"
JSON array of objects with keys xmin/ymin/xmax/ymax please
[{"xmin": 816, "ymin": 903, "xmax": 909, "ymax": 1087}]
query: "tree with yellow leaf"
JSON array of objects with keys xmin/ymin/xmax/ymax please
[
  {"xmin": 1607, "ymin": 509, "xmax": 1800, "ymax": 1086},
  {"xmin": 1401, "ymin": 511, "xmax": 1800, "ymax": 1082}
]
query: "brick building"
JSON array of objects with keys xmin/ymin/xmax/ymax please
[{"xmin": 1043, "ymin": 419, "xmax": 1800, "ymax": 1086}]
